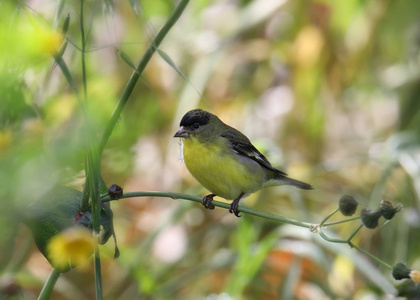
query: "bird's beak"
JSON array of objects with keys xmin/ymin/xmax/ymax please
[{"xmin": 173, "ymin": 126, "xmax": 189, "ymax": 138}]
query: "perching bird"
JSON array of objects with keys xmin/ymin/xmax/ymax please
[{"xmin": 174, "ymin": 109, "xmax": 313, "ymax": 217}]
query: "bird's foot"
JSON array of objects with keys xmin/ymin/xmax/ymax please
[
  {"xmin": 202, "ymin": 194, "xmax": 216, "ymax": 210},
  {"xmin": 229, "ymin": 192, "xmax": 245, "ymax": 217}
]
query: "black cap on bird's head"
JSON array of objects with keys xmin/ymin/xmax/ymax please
[
  {"xmin": 180, "ymin": 109, "xmax": 211, "ymax": 127},
  {"xmin": 174, "ymin": 109, "xmax": 215, "ymax": 138}
]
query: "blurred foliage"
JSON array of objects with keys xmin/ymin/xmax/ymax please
[{"xmin": 1, "ymin": 0, "xmax": 420, "ymax": 299}]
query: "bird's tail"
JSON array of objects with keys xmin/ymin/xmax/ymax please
[{"xmin": 268, "ymin": 174, "xmax": 313, "ymax": 190}]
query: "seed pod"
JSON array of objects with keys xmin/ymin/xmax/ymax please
[
  {"xmin": 380, "ymin": 200, "xmax": 400, "ymax": 220},
  {"xmin": 360, "ymin": 209, "xmax": 382, "ymax": 229},
  {"xmin": 392, "ymin": 263, "xmax": 411, "ymax": 280},
  {"xmin": 339, "ymin": 195, "xmax": 359, "ymax": 216}
]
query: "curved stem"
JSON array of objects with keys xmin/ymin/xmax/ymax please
[
  {"xmin": 348, "ymin": 242, "xmax": 393, "ymax": 270},
  {"xmin": 318, "ymin": 229, "xmax": 347, "ymax": 243},
  {"xmin": 38, "ymin": 268, "xmax": 61, "ymax": 300},
  {"xmin": 319, "ymin": 208, "xmax": 339, "ymax": 226}
]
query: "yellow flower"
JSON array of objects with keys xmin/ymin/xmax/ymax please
[
  {"xmin": 23, "ymin": 23, "xmax": 63, "ymax": 58},
  {"xmin": 410, "ymin": 270, "xmax": 420, "ymax": 284},
  {"xmin": 37, "ymin": 28, "xmax": 63, "ymax": 56},
  {"xmin": 47, "ymin": 227, "xmax": 97, "ymax": 271}
]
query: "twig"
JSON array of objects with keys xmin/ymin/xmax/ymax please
[
  {"xmin": 102, "ymin": 191, "xmax": 314, "ymax": 229},
  {"xmin": 102, "ymin": 191, "xmax": 394, "ymax": 270}
]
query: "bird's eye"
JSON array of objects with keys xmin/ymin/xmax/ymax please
[{"xmin": 193, "ymin": 123, "xmax": 200, "ymax": 129}]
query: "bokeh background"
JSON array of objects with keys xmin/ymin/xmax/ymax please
[{"xmin": 1, "ymin": 0, "xmax": 420, "ymax": 299}]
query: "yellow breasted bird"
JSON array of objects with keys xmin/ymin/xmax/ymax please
[{"xmin": 174, "ymin": 109, "xmax": 313, "ymax": 217}]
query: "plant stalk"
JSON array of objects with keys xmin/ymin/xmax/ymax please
[{"xmin": 38, "ymin": 268, "xmax": 61, "ymax": 300}]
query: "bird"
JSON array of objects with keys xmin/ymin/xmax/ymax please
[{"xmin": 174, "ymin": 109, "xmax": 313, "ymax": 217}]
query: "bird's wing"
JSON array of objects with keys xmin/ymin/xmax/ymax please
[{"xmin": 221, "ymin": 130, "xmax": 287, "ymax": 175}]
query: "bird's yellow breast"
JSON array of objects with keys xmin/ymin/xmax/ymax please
[{"xmin": 182, "ymin": 137, "xmax": 264, "ymax": 200}]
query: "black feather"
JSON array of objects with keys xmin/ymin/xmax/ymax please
[
  {"xmin": 180, "ymin": 109, "xmax": 211, "ymax": 127},
  {"xmin": 221, "ymin": 131, "xmax": 288, "ymax": 176}
]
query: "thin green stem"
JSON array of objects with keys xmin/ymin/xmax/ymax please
[
  {"xmin": 54, "ymin": 54, "xmax": 90, "ymax": 211},
  {"xmin": 318, "ymin": 222, "xmax": 363, "ymax": 244},
  {"xmin": 318, "ymin": 229, "xmax": 347, "ymax": 243},
  {"xmin": 347, "ymin": 224, "xmax": 363, "ymax": 242},
  {"xmin": 319, "ymin": 224, "xmax": 392, "ymax": 270},
  {"xmin": 103, "ymin": 190, "xmax": 395, "ymax": 272},
  {"xmin": 98, "ymin": 0, "xmax": 190, "ymax": 155},
  {"xmin": 94, "ymin": 246, "xmax": 103, "ymax": 300},
  {"xmin": 349, "ymin": 242, "xmax": 393, "ymax": 270},
  {"xmin": 319, "ymin": 208, "xmax": 339, "ymax": 226},
  {"xmin": 37, "ymin": 268, "xmax": 61, "ymax": 300},
  {"xmin": 54, "ymin": 49, "xmax": 92, "ymax": 211},
  {"xmin": 87, "ymin": 139, "xmax": 102, "ymax": 299},
  {"xmin": 78, "ymin": 3, "xmax": 102, "ymax": 296},
  {"xmin": 101, "ymin": 191, "xmax": 313, "ymax": 229},
  {"xmin": 88, "ymin": 145, "xmax": 101, "ymax": 233},
  {"xmin": 323, "ymin": 216, "xmax": 360, "ymax": 227},
  {"xmin": 80, "ymin": 0, "xmax": 88, "ymax": 100},
  {"xmin": 79, "ymin": 0, "xmax": 91, "ymax": 212}
]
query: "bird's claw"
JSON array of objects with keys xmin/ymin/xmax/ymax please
[
  {"xmin": 202, "ymin": 194, "xmax": 215, "ymax": 210},
  {"xmin": 229, "ymin": 199, "xmax": 241, "ymax": 217},
  {"xmin": 229, "ymin": 192, "xmax": 244, "ymax": 217}
]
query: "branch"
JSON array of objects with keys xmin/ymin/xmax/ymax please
[
  {"xmin": 102, "ymin": 191, "xmax": 314, "ymax": 229},
  {"xmin": 102, "ymin": 190, "xmax": 396, "ymax": 271}
]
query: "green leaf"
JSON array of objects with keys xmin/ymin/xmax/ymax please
[
  {"xmin": 226, "ymin": 217, "xmax": 277, "ymax": 296},
  {"xmin": 22, "ymin": 186, "xmax": 82, "ymax": 270},
  {"xmin": 117, "ymin": 48, "xmax": 137, "ymax": 71},
  {"xmin": 62, "ymin": 14, "xmax": 70, "ymax": 35},
  {"xmin": 156, "ymin": 49, "xmax": 185, "ymax": 79},
  {"xmin": 55, "ymin": 40, "xmax": 68, "ymax": 59},
  {"xmin": 23, "ymin": 185, "xmax": 120, "ymax": 270},
  {"xmin": 99, "ymin": 176, "xmax": 109, "ymax": 198},
  {"xmin": 281, "ymin": 258, "xmax": 301, "ymax": 300},
  {"xmin": 157, "ymin": 48, "xmax": 202, "ymax": 98}
]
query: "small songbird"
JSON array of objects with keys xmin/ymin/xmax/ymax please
[{"xmin": 174, "ymin": 109, "xmax": 313, "ymax": 217}]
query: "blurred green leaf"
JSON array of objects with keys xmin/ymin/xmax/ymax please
[
  {"xmin": 62, "ymin": 14, "xmax": 70, "ymax": 35},
  {"xmin": 281, "ymin": 257, "xmax": 301, "ymax": 300},
  {"xmin": 22, "ymin": 186, "xmax": 81, "ymax": 270},
  {"xmin": 157, "ymin": 48, "xmax": 186, "ymax": 80},
  {"xmin": 117, "ymin": 48, "xmax": 137, "ymax": 71},
  {"xmin": 226, "ymin": 217, "xmax": 277, "ymax": 297}
]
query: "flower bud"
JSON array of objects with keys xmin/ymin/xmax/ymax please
[
  {"xmin": 380, "ymin": 200, "xmax": 401, "ymax": 220},
  {"xmin": 410, "ymin": 270, "xmax": 420, "ymax": 283},
  {"xmin": 339, "ymin": 195, "xmax": 359, "ymax": 216},
  {"xmin": 108, "ymin": 184, "xmax": 123, "ymax": 200},
  {"xmin": 392, "ymin": 263, "xmax": 411, "ymax": 280},
  {"xmin": 360, "ymin": 209, "xmax": 382, "ymax": 229}
]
